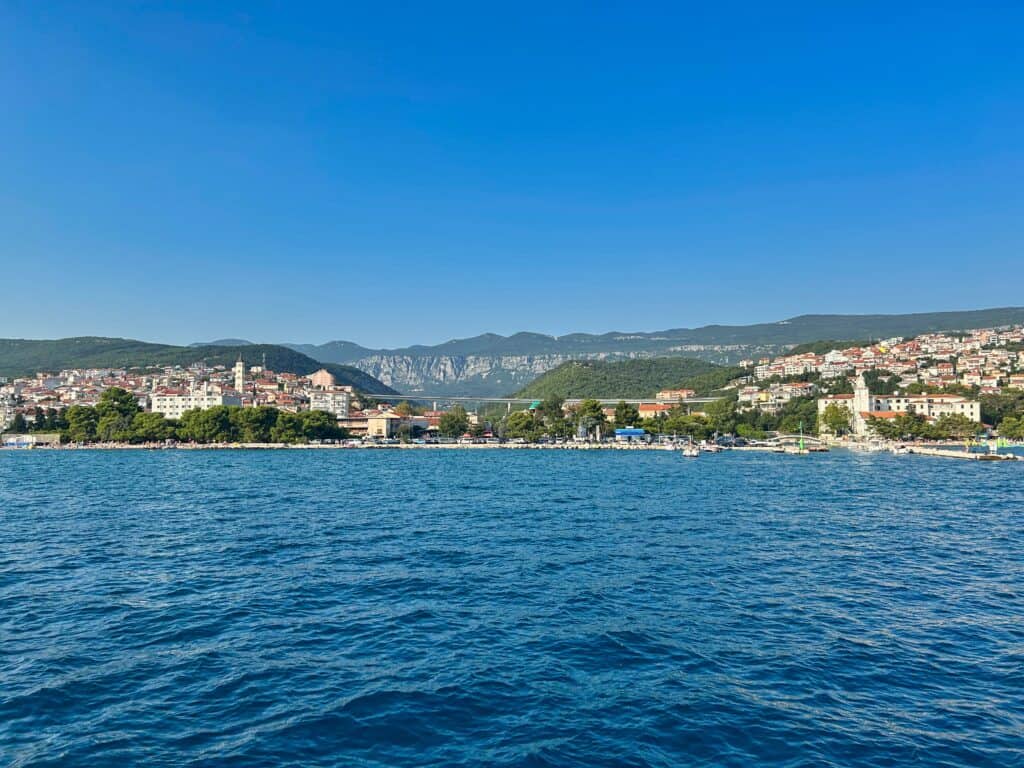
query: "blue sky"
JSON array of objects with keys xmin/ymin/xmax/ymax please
[{"xmin": 2, "ymin": 2, "xmax": 1022, "ymax": 348}]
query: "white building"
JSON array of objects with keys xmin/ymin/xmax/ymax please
[
  {"xmin": 0, "ymin": 397, "xmax": 16, "ymax": 429},
  {"xmin": 150, "ymin": 386, "xmax": 242, "ymax": 419},
  {"xmin": 818, "ymin": 375, "xmax": 980, "ymax": 437},
  {"xmin": 870, "ymin": 393, "xmax": 981, "ymax": 423},
  {"xmin": 309, "ymin": 389, "xmax": 350, "ymax": 418}
]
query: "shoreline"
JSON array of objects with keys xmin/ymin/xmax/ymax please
[{"xmin": 3, "ymin": 440, "xmax": 1021, "ymax": 460}]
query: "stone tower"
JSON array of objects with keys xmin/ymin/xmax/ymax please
[
  {"xmin": 233, "ymin": 357, "xmax": 245, "ymax": 393},
  {"xmin": 852, "ymin": 373, "xmax": 871, "ymax": 436}
]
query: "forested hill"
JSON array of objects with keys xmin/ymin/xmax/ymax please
[
  {"xmin": 0, "ymin": 337, "xmax": 396, "ymax": 394},
  {"xmin": 514, "ymin": 358, "xmax": 744, "ymax": 400}
]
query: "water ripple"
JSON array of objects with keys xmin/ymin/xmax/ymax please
[{"xmin": 1, "ymin": 450, "xmax": 1022, "ymax": 766}]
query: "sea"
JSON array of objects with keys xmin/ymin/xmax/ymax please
[{"xmin": 1, "ymin": 449, "xmax": 1022, "ymax": 767}]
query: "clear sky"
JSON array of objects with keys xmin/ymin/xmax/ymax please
[{"xmin": 2, "ymin": 2, "xmax": 1022, "ymax": 348}]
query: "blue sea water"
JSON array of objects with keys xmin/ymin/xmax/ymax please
[{"xmin": 1, "ymin": 449, "xmax": 1022, "ymax": 767}]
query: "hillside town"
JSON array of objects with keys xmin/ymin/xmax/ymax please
[
  {"xmin": 2, "ymin": 324, "xmax": 1024, "ymax": 443},
  {"xmin": 731, "ymin": 325, "xmax": 1024, "ymax": 437},
  {"xmin": 744, "ymin": 325, "xmax": 1024, "ymax": 390}
]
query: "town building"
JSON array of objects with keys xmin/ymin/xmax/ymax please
[
  {"xmin": 2, "ymin": 432, "xmax": 62, "ymax": 448},
  {"xmin": 150, "ymin": 386, "xmax": 242, "ymax": 419},
  {"xmin": 309, "ymin": 389, "xmax": 351, "ymax": 418},
  {"xmin": 638, "ymin": 403, "xmax": 674, "ymax": 419},
  {"xmin": 655, "ymin": 388, "xmax": 696, "ymax": 402},
  {"xmin": 309, "ymin": 369, "xmax": 337, "ymax": 389},
  {"xmin": 818, "ymin": 375, "xmax": 981, "ymax": 436},
  {"xmin": 366, "ymin": 411, "xmax": 404, "ymax": 438}
]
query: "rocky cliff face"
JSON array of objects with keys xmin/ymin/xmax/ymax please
[
  {"xmin": 348, "ymin": 349, "xmax": 759, "ymax": 396},
  {"xmin": 352, "ymin": 354, "xmax": 582, "ymax": 393}
]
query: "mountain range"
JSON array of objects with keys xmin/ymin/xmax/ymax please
[
  {"xmin": 6, "ymin": 307, "xmax": 1023, "ymax": 399},
  {"xmin": 275, "ymin": 307, "xmax": 1024, "ymax": 396}
]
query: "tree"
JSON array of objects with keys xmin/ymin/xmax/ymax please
[
  {"xmin": 999, "ymin": 415, "xmax": 1024, "ymax": 439},
  {"xmin": 177, "ymin": 406, "xmax": 235, "ymax": 443},
  {"xmin": 92, "ymin": 387, "xmax": 141, "ymax": 441},
  {"xmin": 573, "ymin": 399, "xmax": 607, "ymax": 438},
  {"xmin": 866, "ymin": 415, "xmax": 898, "ymax": 440},
  {"xmin": 613, "ymin": 401, "xmax": 641, "ymax": 428},
  {"xmin": 536, "ymin": 396, "xmax": 565, "ymax": 424},
  {"xmin": 96, "ymin": 412, "xmax": 134, "ymax": 442},
  {"xmin": 299, "ymin": 410, "xmax": 345, "ymax": 441},
  {"xmin": 930, "ymin": 413, "xmax": 980, "ymax": 441},
  {"xmin": 644, "ymin": 412, "xmax": 673, "ymax": 434},
  {"xmin": 9, "ymin": 413, "xmax": 28, "ymax": 433},
  {"xmin": 37, "ymin": 407, "xmax": 66, "ymax": 432},
  {"xmin": 505, "ymin": 410, "xmax": 536, "ymax": 439},
  {"xmin": 64, "ymin": 406, "xmax": 98, "ymax": 443},
  {"xmin": 395, "ymin": 422, "xmax": 420, "ymax": 442},
  {"xmin": 269, "ymin": 411, "xmax": 305, "ymax": 443},
  {"xmin": 31, "ymin": 409, "xmax": 49, "ymax": 431},
  {"xmin": 130, "ymin": 412, "xmax": 173, "ymax": 443},
  {"xmin": 868, "ymin": 411, "xmax": 927, "ymax": 440},
  {"xmin": 96, "ymin": 388, "xmax": 141, "ymax": 420},
  {"xmin": 704, "ymin": 398, "xmax": 737, "ymax": 434},
  {"xmin": 663, "ymin": 411, "xmax": 712, "ymax": 440},
  {"xmin": 820, "ymin": 402, "xmax": 852, "ymax": 436},
  {"xmin": 535, "ymin": 396, "xmax": 570, "ymax": 436},
  {"xmin": 438, "ymin": 405, "xmax": 470, "ymax": 437},
  {"xmin": 862, "ymin": 369, "xmax": 899, "ymax": 395},
  {"xmin": 778, "ymin": 398, "xmax": 818, "ymax": 435},
  {"xmin": 736, "ymin": 423, "xmax": 766, "ymax": 440},
  {"xmin": 231, "ymin": 406, "xmax": 278, "ymax": 443},
  {"xmin": 981, "ymin": 390, "xmax": 1024, "ymax": 427}
]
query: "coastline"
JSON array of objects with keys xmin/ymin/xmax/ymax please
[{"xmin": 3, "ymin": 440, "xmax": 1022, "ymax": 459}]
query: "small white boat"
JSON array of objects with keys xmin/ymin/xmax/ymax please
[{"xmin": 680, "ymin": 445, "xmax": 700, "ymax": 458}]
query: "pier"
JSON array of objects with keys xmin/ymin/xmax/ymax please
[{"xmin": 904, "ymin": 446, "xmax": 1020, "ymax": 461}]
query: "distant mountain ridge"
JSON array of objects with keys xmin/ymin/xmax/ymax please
[
  {"xmin": 0, "ymin": 337, "xmax": 396, "ymax": 395},
  {"xmin": 279, "ymin": 307, "xmax": 1024, "ymax": 396},
  {"xmin": 190, "ymin": 338, "xmax": 254, "ymax": 347},
  {"xmin": 6, "ymin": 307, "xmax": 1022, "ymax": 398}
]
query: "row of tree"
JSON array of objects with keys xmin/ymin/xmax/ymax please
[
  {"xmin": 7, "ymin": 388, "xmax": 349, "ymax": 444},
  {"xmin": 866, "ymin": 412, "xmax": 982, "ymax": 441},
  {"xmin": 490, "ymin": 396, "xmax": 810, "ymax": 442},
  {"xmin": 996, "ymin": 415, "xmax": 1024, "ymax": 439}
]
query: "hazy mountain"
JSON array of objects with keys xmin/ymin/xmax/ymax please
[
  {"xmin": 190, "ymin": 338, "xmax": 255, "ymax": 347},
  {"xmin": 284, "ymin": 340, "xmax": 373, "ymax": 364}
]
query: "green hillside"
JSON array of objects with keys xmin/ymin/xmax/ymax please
[
  {"xmin": 0, "ymin": 337, "xmax": 396, "ymax": 394},
  {"xmin": 514, "ymin": 358, "xmax": 744, "ymax": 400}
]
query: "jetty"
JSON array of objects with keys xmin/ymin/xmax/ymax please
[{"xmin": 904, "ymin": 446, "xmax": 1020, "ymax": 461}]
